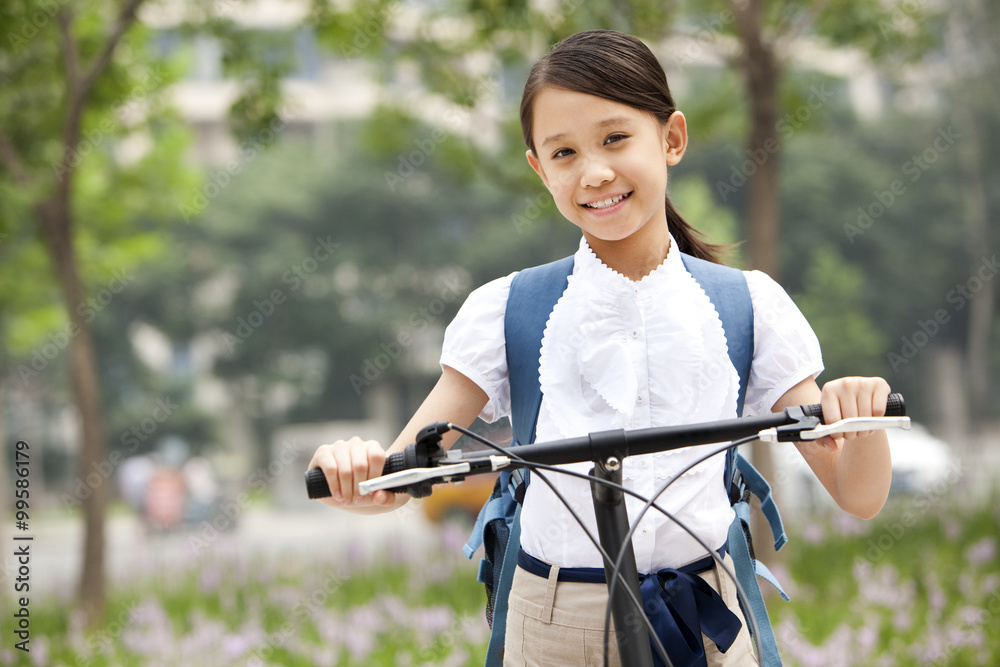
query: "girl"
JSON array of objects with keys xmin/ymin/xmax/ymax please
[{"xmin": 309, "ymin": 29, "xmax": 892, "ymax": 667}]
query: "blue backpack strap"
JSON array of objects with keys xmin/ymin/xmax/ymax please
[
  {"xmin": 462, "ymin": 257, "xmax": 575, "ymax": 553},
  {"xmin": 681, "ymin": 255, "xmax": 786, "ymax": 666},
  {"xmin": 505, "ymin": 255, "xmax": 576, "ymax": 448}
]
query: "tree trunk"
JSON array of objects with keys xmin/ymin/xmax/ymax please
[
  {"xmin": 36, "ymin": 197, "xmax": 108, "ymax": 626},
  {"xmin": 731, "ymin": 0, "xmax": 785, "ymax": 570}
]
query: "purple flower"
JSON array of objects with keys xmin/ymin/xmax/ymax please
[
  {"xmin": 942, "ymin": 516, "xmax": 961, "ymax": 540},
  {"xmin": 832, "ymin": 511, "xmax": 866, "ymax": 536},
  {"xmin": 344, "ymin": 626, "xmax": 375, "ymax": 662},
  {"xmin": 801, "ymin": 522, "xmax": 825, "ymax": 544},
  {"xmin": 965, "ymin": 537, "xmax": 997, "ymax": 566},
  {"xmin": 222, "ymin": 633, "xmax": 250, "ymax": 659}
]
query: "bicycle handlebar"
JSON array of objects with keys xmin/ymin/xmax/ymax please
[{"xmin": 305, "ymin": 393, "xmax": 907, "ymax": 500}]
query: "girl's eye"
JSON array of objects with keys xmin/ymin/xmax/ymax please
[
  {"xmin": 552, "ymin": 148, "xmax": 575, "ymax": 159},
  {"xmin": 605, "ymin": 133, "xmax": 627, "ymax": 145}
]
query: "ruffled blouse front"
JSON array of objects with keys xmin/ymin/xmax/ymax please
[{"xmin": 440, "ymin": 236, "xmax": 823, "ymax": 571}]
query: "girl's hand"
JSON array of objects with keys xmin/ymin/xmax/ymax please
[
  {"xmin": 308, "ymin": 438, "xmax": 398, "ymax": 511},
  {"xmin": 817, "ymin": 376, "xmax": 893, "ymax": 450}
]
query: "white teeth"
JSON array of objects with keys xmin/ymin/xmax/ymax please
[{"xmin": 585, "ymin": 193, "xmax": 627, "ymax": 209}]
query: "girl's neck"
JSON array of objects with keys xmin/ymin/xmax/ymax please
[{"xmin": 584, "ymin": 224, "xmax": 671, "ymax": 282}]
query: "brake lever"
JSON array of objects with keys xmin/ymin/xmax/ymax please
[
  {"xmin": 359, "ymin": 462, "xmax": 472, "ymax": 496},
  {"xmin": 797, "ymin": 416, "xmax": 911, "ymax": 440},
  {"xmin": 759, "ymin": 416, "xmax": 911, "ymax": 443},
  {"xmin": 358, "ymin": 455, "xmax": 512, "ymax": 496}
]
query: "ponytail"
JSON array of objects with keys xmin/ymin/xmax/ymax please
[{"xmin": 664, "ymin": 195, "xmax": 729, "ymax": 265}]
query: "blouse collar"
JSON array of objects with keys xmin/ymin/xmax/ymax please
[{"xmin": 573, "ymin": 235, "xmax": 685, "ymax": 298}]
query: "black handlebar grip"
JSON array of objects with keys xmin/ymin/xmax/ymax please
[
  {"xmin": 381, "ymin": 450, "xmax": 409, "ymax": 476},
  {"xmin": 304, "ymin": 449, "xmax": 411, "ymax": 500},
  {"xmin": 305, "ymin": 468, "xmax": 331, "ymax": 499},
  {"xmin": 800, "ymin": 392, "xmax": 905, "ymax": 423}
]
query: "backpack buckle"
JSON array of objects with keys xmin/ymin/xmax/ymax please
[{"xmin": 729, "ymin": 468, "xmax": 746, "ymax": 505}]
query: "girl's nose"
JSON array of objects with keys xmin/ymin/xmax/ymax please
[{"xmin": 579, "ymin": 156, "xmax": 614, "ymax": 188}]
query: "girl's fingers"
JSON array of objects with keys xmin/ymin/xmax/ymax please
[
  {"xmin": 821, "ymin": 377, "xmax": 892, "ymax": 441},
  {"xmin": 308, "ymin": 438, "xmax": 387, "ymax": 506},
  {"xmin": 333, "ymin": 443, "xmax": 356, "ymax": 503}
]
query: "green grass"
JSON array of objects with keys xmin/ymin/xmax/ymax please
[
  {"xmin": 771, "ymin": 493, "xmax": 1000, "ymax": 666},
  {"xmin": 3, "ymin": 497, "xmax": 997, "ymax": 666}
]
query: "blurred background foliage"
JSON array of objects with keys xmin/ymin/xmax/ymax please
[{"xmin": 0, "ymin": 0, "xmax": 998, "ymax": 647}]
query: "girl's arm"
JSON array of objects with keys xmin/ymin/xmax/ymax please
[
  {"xmin": 308, "ymin": 365, "xmax": 488, "ymax": 515},
  {"xmin": 772, "ymin": 376, "xmax": 893, "ymax": 520}
]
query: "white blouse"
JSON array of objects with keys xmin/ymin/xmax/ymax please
[{"xmin": 440, "ymin": 236, "xmax": 823, "ymax": 572}]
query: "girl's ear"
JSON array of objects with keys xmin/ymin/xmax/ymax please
[
  {"xmin": 664, "ymin": 111, "xmax": 688, "ymax": 166},
  {"xmin": 526, "ymin": 149, "xmax": 551, "ymax": 189}
]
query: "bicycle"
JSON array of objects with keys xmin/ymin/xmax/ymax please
[{"xmin": 305, "ymin": 393, "xmax": 909, "ymax": 667}]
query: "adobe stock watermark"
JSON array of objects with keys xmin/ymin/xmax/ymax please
[
  {"xmin": 876, "ymin": 0, "xmax": 925, "ymax": 39},
  {"xmin": 844, "ymin": 125, "xmax": 960, "ymax": 243},
  {"xmin": 511, "ymin": 192, "xmax": 553, "ymax": 233},
  {"xmin": 242, "ymin": 565, "xmax": 351, "ymax": 667},
  {"xmin": 929, "ymin": 589, "xmax": 1000, "ymax": 666},
  {"xmin": 856, "ymin": 458, "xmax": 964, "ymax": 564},
  {"xmin": 536, "ymin": 0, "xmax": 584, "ymax": 27},
  {"xmin": 349, "ymin": 275, "xmax": 467, "ymax": 394},
  {"xmin": 51, "ymin": 66, "xmax": 166, "ymax": 183},
  {"xmin": 178, "ymin": 113, "xmax": 290, "ymax": 221},
  {"xmin": 383, "ymin": 77, "xmax": 499, "ymax": 192},
  {"xmin": 17, "ymin": 268, "xmax": 134, "ymax": 384},
  {"xmin": 221, "ymin": 235, "xmax": 340, "ymax": 352},
  {"xmin": 887, "ymin": 254, "xmax": 997, "ymax": 372},
  {"xmin": 715, "ymin": 84, "xmax": 834, "ymax": 202},
  {"xmin": 75, "ymin": 600, "xmax": 141, "ymax": 664},
  {"xmin": 339, "ymin": 1, "xmax": 402, "ymax": 57},
  {"xmin": 188, "ymin": 438, "xmax": 307, "ymax": 554},
  {"xmin": 60, "ymin": 396, "xmax": 179, "ymax": 511},
  {"xmin": 666, "ymin": 1, "xmax": 747, "ymax": 71},
  {"xmin": 6, "ymin": 0, "xmax": 69, "ymax": 54}
]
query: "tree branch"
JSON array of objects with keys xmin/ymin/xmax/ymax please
[
  {"xmin": 80, "ymin": 0, "xmax": 147, "ymax": 97},
  {"xmin": 774, "ymin": 0, "xmax": 833, "ymax": 62},
  {"xmin": 55, "ymin": 0, "xmax": 146, "ymax": 199},
  {"xmin": 56, "ymin": 10, "xmax": 80, "ymax": 98}
]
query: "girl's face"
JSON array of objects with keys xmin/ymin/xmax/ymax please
[{"xmin": 526, "ymin": 86, "xmax": 686, "ymax": 253}]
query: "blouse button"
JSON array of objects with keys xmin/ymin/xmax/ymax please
[
  {"xmin": 637, "ymin": 394, "xmax": 644, "ymax": 404},
  {"xmin": 631, "ymin": 330, "xmax": 639, "ymax": 340}
]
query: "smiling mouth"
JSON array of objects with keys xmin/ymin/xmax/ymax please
[{"xmin": 582, "ymin": 192, "xmax": 632, "ymax": 209}]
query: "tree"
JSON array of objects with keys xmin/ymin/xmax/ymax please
[
  {"xmin": 0, "ymin": 0, "xmax": 291, "ymax": 625},
  {"xmin": 1, "ymin": 0, "xmax": 154, "ymax": 626},
  {"xmin": 306, "ymin": 2, "xmax": 948, "ymax": 574},
  {"xmin": 670, "ymin": 0, "xmax": 939, "ymax": 564}
]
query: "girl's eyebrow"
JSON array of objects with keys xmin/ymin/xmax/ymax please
[{"xmin": 540, "ymin": 116, "xmax": 634, "ymax": 148}]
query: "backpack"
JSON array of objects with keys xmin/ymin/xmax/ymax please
[{"xmin": 461, "ymin": 253, "xmax": 789, "ymax": 666}]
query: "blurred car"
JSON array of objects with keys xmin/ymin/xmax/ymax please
[{"xmin": 883, "ymin": 422, "xmax": 958, "ymax": 494}]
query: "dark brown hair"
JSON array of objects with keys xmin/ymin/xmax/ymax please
[{"xmin": 520, "ymin": 29, "xmax": 725, "ymax": 264}]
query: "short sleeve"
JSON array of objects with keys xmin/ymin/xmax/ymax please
[
  {"xmin": 439, "ymin": 273, "xmax": 515, "ymax": 423},
  {"xmin": 743, "ymin": 270, "xmax": 824, "ymax": 416}
]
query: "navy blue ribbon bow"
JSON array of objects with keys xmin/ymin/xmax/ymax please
[{"xmin": 638, "ymin": 559, "xmax": 742, "ymax": 667}]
